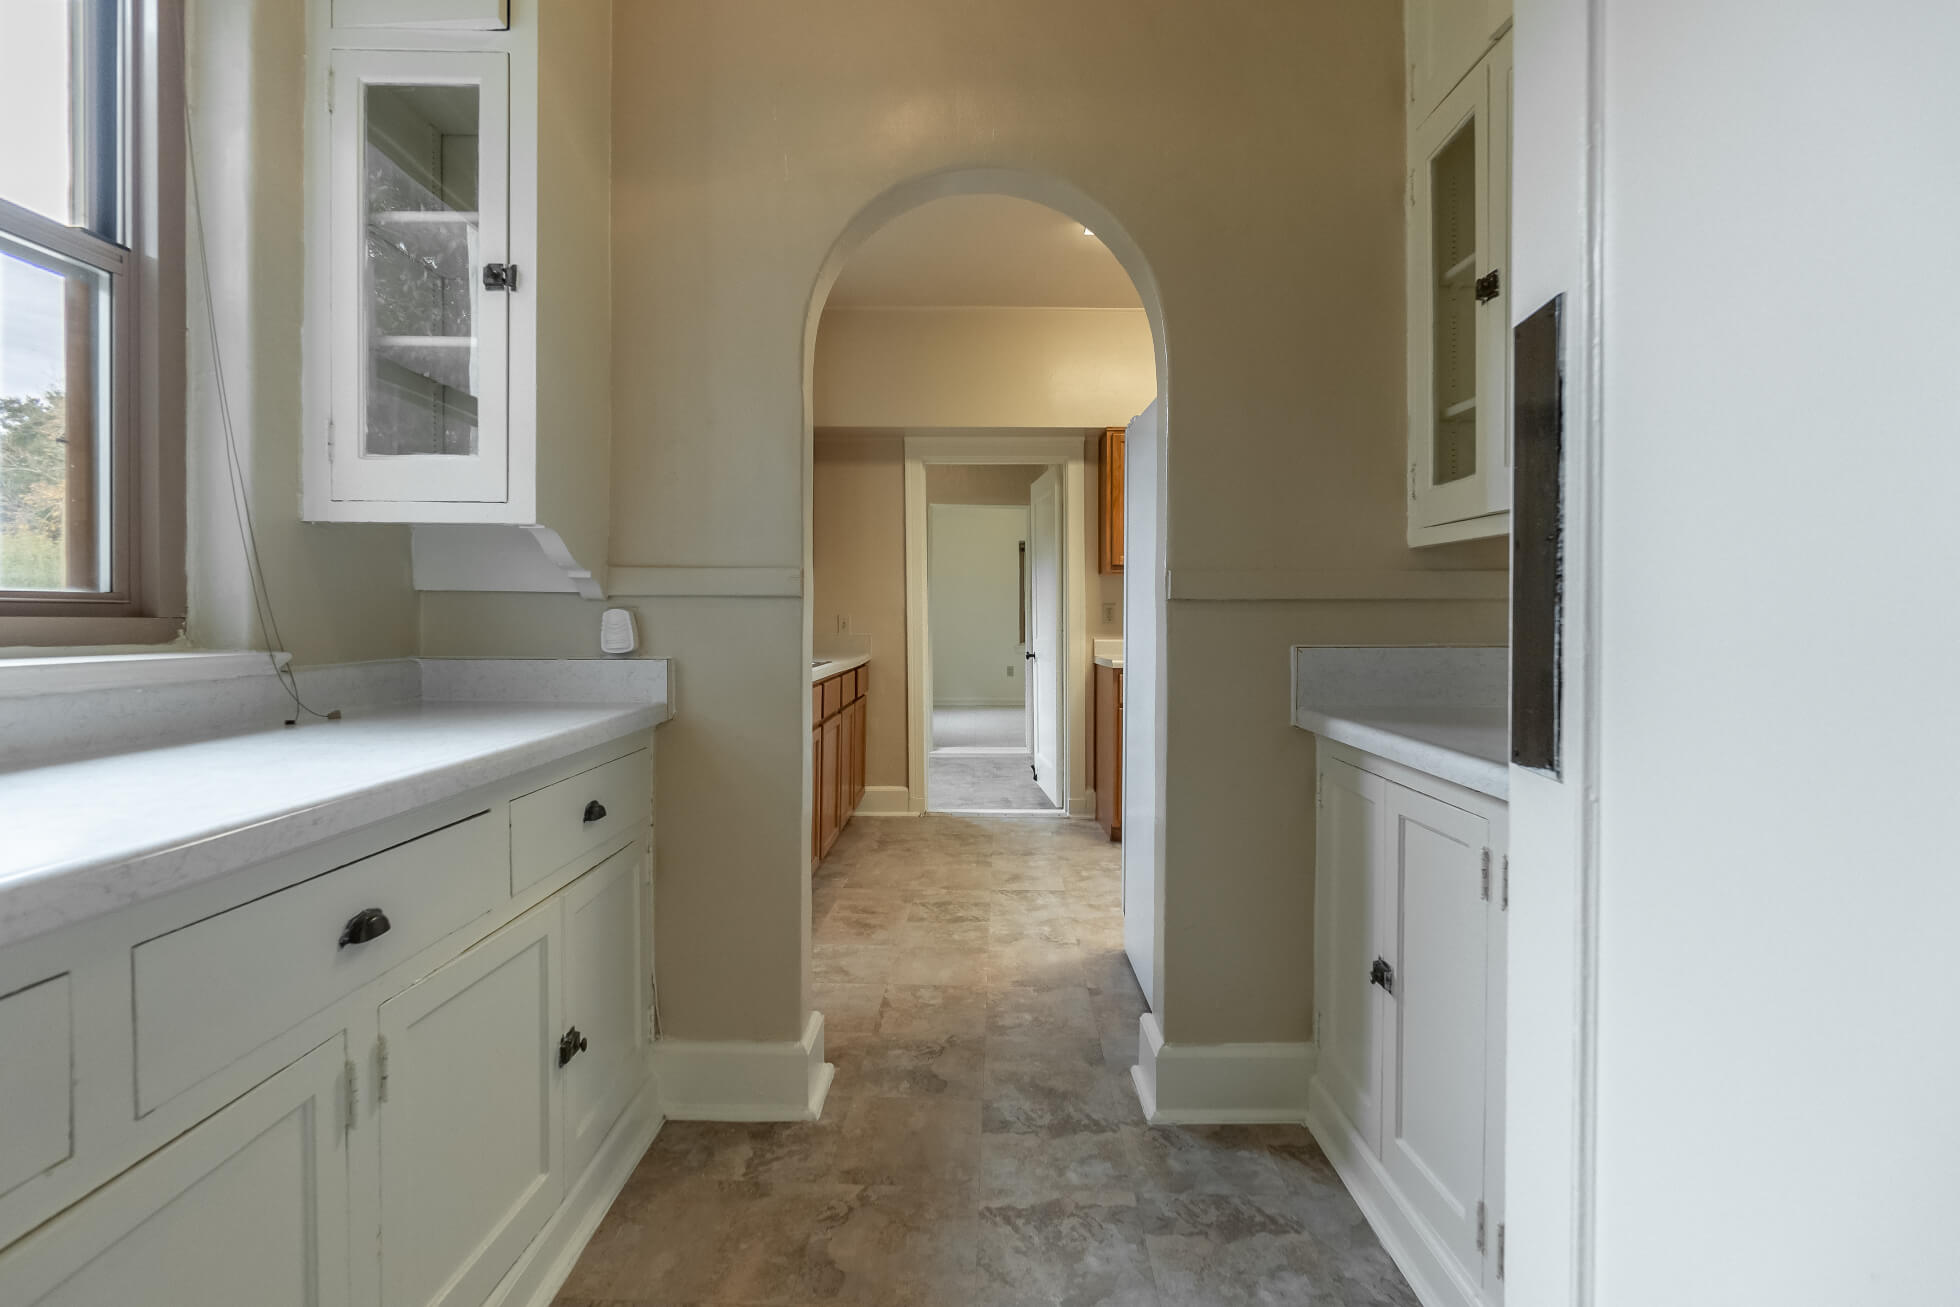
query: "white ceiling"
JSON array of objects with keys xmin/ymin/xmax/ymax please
[{"xmin": 826, "ymin": 196, "xmax": 1142, "ymax": 309}]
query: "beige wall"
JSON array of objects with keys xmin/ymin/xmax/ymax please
[
  {"xmin": 435, "ymin": 0, "xmax": 1507, "ymax": 1047},
  {"xmin": 810, "ymin": 433, "xmax": 908, "ymax": 791},
  {"xmin": 815, "ymin": 308, "xmax": 1155, "ymax": 428},
  {"xmin": 184, "ymin": 0, "xmax": 419, "ymax": 666},
  {"xmin": 925, "ymin": 464, "xmax": 1042, "ymax": 506}
]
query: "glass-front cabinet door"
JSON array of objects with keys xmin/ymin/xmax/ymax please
[
  {"xmin": 1407, "ymin": 33, "xmax": 1512, "ymax": 542},
  {"xmin": 329, "ymin": 49, "xmax": 508, "ymax": 504}
]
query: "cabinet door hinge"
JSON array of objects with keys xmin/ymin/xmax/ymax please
[
  {"xmin": 1407, "ymin": 165, "xmax": 1415, "ymax": 205},
  {"xmin": 342, "ymin": 1058, "xmax": 358, "ymax": 1134},
  {"xmin": 1476, "ymin": 1200, "xmax": 1487, "ymax": 1254},
  {"xmin": 376, "ymin": 1034, "xmax": 390, "ymax": 1103},
  {"xmin": 1497, "ymin": 1222, "xmax": 1506, "ymax": 1279},
  {"xmin": 1480, "ymin": 847, "xmax": 1492, "ymax": 901},
  {"xmin": 326, "ymin": 68, "xmax": 334, "ymax": 113},
  {"xmin": 1409, "ymin": 461, "xmax": 1418, "ymax": 503},
  {"xmin": 326, "ymin": 419, "xmax": 335, "ymax": 463},
  {"xmin": 1315, "ymin": 772, "xmax": 1325, "ymax": 809},
  {"xmin": 1501, "ymin": 854, "xmax": 1510, "ymax": 911}
]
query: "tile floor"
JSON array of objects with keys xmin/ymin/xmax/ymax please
[
  {"xmin": 554, "ymin": 814, "xmax": 1417, "ymax": 1306},
  {"xmin": 926, "ymin": 753, "xmax": 1057, "ymax": 812}
]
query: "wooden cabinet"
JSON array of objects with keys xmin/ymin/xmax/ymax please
[
  {"xmin": 0, "ymin": 1036, "xmax": 351, "ymax": 1307},
  {"xmin": 1310, "ymin": 740, "xmax": 1507, "ymax": 1307},
  {"xmin": 1093, "ymin": 662, "xmax": 1123, "ymax": 841},
  {"xmin": 302, "ymin": 2, "xmax": 615, "ymax": 598},
  {"xmin": 1098, "ymin": 426, "xmax": 1126, "ymax": 575},
  {"xmin": 812, "ymin": 663, "xmax": 870, "ymax": 866},
  {"xmin": 1407, "ymin": 32, "xmax": 1513, "ymax": 547}
]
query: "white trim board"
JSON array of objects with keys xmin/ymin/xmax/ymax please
[
  {"xmin": 1306, "ymin": 1080, "xmax": 1479, "ymax": 1307},
  {"xmin": 653, "ymin": 1011, "xmax": 834, "ymax": 1122},
  {"xmin": 1129, "ymin": 1013, "xmax": 1317, "ymax": 1125},
  {"xmin": 851, "ymin": 786, "xmax": 915, "ymax": 817}
]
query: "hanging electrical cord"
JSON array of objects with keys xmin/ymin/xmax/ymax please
[{"xmin": 185, "ymin": 110, "xmax": 338, "ymax": 726}]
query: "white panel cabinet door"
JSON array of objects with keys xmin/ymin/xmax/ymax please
[
  {"xmin": 560, "ymin": 843, "xmax": 647, "ymax": 1182},
  {"xmin": 1316, "ymin": 760, "xmax": 1389, "ymax": 1152},
  {"xmin": 0, "ymin": 1035, "xmax": 351, "ymax": 1307},
  {"xmin": 1381, "ymin": 781, "xmax": 1492, "ymax": 1284},
  {"xmin": 378, "ymin": 904, "xmax": 561, "ymax": 1307}
]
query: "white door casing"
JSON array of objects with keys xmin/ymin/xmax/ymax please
[
  {"xmin": 1121, "ymin": 399, "xmax": 1165, "ymax": 1010},
  {"xmin": 1026, "ymin": 467, "xmax": 1063, "ymax": 808}
]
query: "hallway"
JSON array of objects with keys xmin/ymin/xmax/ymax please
[{"xmin": 555, "ymin": 816, "xmax": 1417, "ymax": 1305}]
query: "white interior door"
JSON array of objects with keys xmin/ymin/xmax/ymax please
[
  {"xmin": 1121, "ymin": 401, "xmax": 1164, "ymax": 1008},
  {"xmin": 1027, "ymin": 467, "xmax": 1063, "ymax": 807}
]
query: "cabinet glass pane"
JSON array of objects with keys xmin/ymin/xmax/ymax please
[
  {"xmin": 363, "ymin": 84, "xmax": 480, "ymax": 459},
  {"xmin": 1430, "ymin": 117, "xmax": 1477, "ymax": 487}
]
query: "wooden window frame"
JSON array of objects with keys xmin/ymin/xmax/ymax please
[{"xmin": 0, "ymin": 0, "xmax": 185, "ymax": 647}]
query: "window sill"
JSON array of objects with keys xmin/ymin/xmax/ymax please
[
  {"xmin": 0, "ymin": 648, "xmax": 287, "ymax": 698},
  {"xmin": 0, "ymin": 615, "xmax": 187, "ymax": 652}
]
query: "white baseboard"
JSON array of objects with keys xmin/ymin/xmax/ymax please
[
  {"xmin": 493, "ymin": 1074, "xmax": 664, "ymax": 1307},
  {"xmin": 1305, "ymin": 1080, "xmax": 1481, "ymax": 1307},
  {"xmin": 852, "ymin": 785, "xmax": 915, "ymax": 816},
  {"xmin": 933, "ymin": 698, "xmax": 1024, "ymax": 709},
  {"xmin": 1129, "ymin": 1013, "xmax": 1317, "ymax": 1124},
  {"xmin": 654, "ymin": 1011, "xmax": 835, "ymax": 1121}
]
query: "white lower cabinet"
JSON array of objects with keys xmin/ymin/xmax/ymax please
[
  {"xmin": 0, "ymin": 735, "xmax": 659, "ymax": 1307},
  {"xmin": 0, "ymin": 1035, "xmax": 352, "ymax": 1306},
  {"xmin": 1312, "ymin": 741, "xmax": 1507, "ymax": 1307},
  {"xmin": 379, "ymin": 905, "xmax": 562, "ymax": 1307}
]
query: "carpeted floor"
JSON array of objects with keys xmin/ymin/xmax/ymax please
[
  {"xmin": 928, "ymin": 753, "xmax": 1056, "ymax": 811},
  {"xmin": 553, "ymin": 815, "xmax": 1419, "ymax": 1306},
  {"xmin": 932, "ymin": 704, "xmax": 1026, "ymax": 750}
]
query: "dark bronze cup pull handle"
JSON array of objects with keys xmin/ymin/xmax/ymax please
[
  {"xmin": 558, "ymin": 1026, "xmax": 589, "ymax": 1067},
  {"xmin": 583, "ymin": 800, "xmax": 607, "ymax": 824},
  {"xmin": 338, "ymin": 907, "xmax": 392, "ymax": 949}
]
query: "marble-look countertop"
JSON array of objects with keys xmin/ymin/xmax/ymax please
[
  {"xmin": 0, "ymin": 700, "xmax": 663, "ymax": 950},
  {"xmin": 1093, "ymin": 655, "xmax": 1125, "ymax": 670},
  {"xmin": 1292, "ymin": 646, "xmax": 1508, "ymax": 799},
  {"xmin": 1292, "ymin": 704, "xmax": 1507, "ymax": 799},
  {"xmin": 812, "ymin": 654, "xmax": 870, "ymax": 682}
]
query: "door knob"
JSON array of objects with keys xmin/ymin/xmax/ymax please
[
  {"xmin": 1369, "ymin": 957, "xmax": 1394, "ymax": 994},
  {"xmin": 582, "ymin": 800, "xmax": 607, "ymax": 823},
  {"xmin": 558, "ymin": 1026, "xmax": 589, "ymax": 1067},
  {"xmin": 338, "ymin": 907, "xmax": 392, "ymax": 949}
]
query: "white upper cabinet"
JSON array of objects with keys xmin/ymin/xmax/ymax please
[
  {"xmin": 303, "ymin": 1, "xmax": 614, "ymax": 598},
  {"xmin": 1406, "ymin": 0, "xmax": 1511, "ymax": 126},
  {"xmin": 1407, "ymin": 32, "xmax": 1513, "ymax": 547}
]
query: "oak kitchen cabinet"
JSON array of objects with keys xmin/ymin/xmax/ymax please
[
  {"xmin": 1406, "ymin": 11, "xmax": 1513, "ymax": 547},
  {"xmin": 1098, "ymin": 426, "xmax": 1126, "ymax": 575},
  {"xmin": 301, "ymin": 0, "xmax": 615, "ymax": 598},
  {"xmin": 1309, "ymin": 737, "xmax": 1508, "ymax": 1307},
  {"xmin": 812, "ymin": 661, "xmax": 869, "ymax": 867},
  {"xmin": 0, "ymin": 736, "xmax": 657, "ymax": 1307},
  {"xmin": 1094, "ymin": 660, "xmax": 1122, "ymax": 841}
]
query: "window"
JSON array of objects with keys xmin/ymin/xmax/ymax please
[{"xmin": 0, "ymin": 0, "xmax": 182, "ymax": 642}]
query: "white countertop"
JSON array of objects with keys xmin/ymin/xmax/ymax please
[
  {"xmin": 812, "ymin": 654, "xmax": 870, "ymax": 682},
  {"xmin": 0, "ymin": 700, "xmax": 663, "ymax": 949},
  {"xmin": 1093, "ymin": 655, "xmax": 1124, "ymax": 669},
  {"xmin": 1293, "ymin": 704, "xmax": 1508, "ymax": 799},
  {"xmin": 1291, "ymin": 646, "xmax": 1509, "ymax": 799}
]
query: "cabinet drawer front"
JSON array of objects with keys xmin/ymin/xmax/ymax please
[
  {"xmin": 510, "ymin": 749, "xmax": 651, "ymax": 894},
  {"xmin": 0, "ymin": 975, "xmax": 72, "ymax": 1200},
  {"xmin": 133, "ymin": 814, "xmax": 504, "ymax": 1117},
  {"xmin": 821, "ymin": 675, "xmax": 843, "ymax": 720}
]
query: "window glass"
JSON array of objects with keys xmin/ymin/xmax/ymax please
[{"xmin": 0, "ymin": 1, "xmax": 77, "ymax": 227}]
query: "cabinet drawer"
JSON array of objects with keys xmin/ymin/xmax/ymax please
[
  {"xmin": 132, "ymin": 814, "xmax": 503, "ymax": 1117},
  {"xmin": 509, "ymin": 749, "xmax": 651, "ymax": 894},
  {"xmin": 821, "ymin": 675, "xmax": 842, "ymax": 720},
  {"xmin": 0, "ymin": 975, "xmax": 72, "ymax": 1200}
]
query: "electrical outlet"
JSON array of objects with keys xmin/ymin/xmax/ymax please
[
  {"xmin": 1102, "ymin": 603, "xmax": 1116, "ymax": 623},
  {"xmin": 835, "ymin": 614, "xmax": 849, "ymax": 633},
  {"xmin": 1007, "ymin": 664, "xmax": 1017, "ymax": 677}
]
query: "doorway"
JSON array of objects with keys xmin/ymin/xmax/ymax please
[{"xmin": 922, "ymin": 463, "xmax": 1063, "ymax": 813}]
